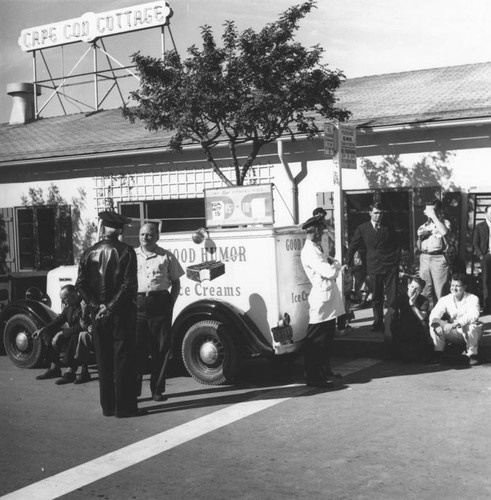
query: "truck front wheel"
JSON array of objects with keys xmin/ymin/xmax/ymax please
[
  {"xmin": 3, "ymin": 314, "xmax": 46, "ymax": 368},
  {"xmin": 181, "ymin": 320, "xmax": 239, "ymax": 385}
]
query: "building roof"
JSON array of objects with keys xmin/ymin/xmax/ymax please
[{"xmin": 2, "ymin": 61, "xmax": 491, "ymax": 164}]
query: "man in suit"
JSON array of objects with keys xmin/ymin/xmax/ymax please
[
  {"xmin": 346, "ymin": 203, "xmax": 399, "ymax": 331},
  {"xmin": 473, "ymin": 205, "xmax": 491, "ymax": 314}
]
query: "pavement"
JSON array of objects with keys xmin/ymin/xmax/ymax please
[{"xmin": 2, "ymin": 352, "xmax": 491, "ymax": 500}]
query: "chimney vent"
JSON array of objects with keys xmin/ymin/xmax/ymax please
[{"xmin": 7, "ymin": 82, "xmax": 41, "ymax": 125}]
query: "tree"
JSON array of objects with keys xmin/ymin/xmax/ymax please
[
  {"xmin": 21, "ymin": 184, "xmax": 97, "ymax": 262},
  {"xmin": 360, "ymin": 152, "xmax": 457, "ymax": 190},
  {"xmin": 123, "ymin": 0, "xmax": 350, "ymax": 186}
]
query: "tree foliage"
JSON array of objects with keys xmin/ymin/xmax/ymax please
[
  {"xmin": 21, "ymin": 184, "xmax": 97, "ymax": 261},
  {"xmin": 123, "ymin": 0, "xmax": 350, "ymax": 185},
  {"xmin": 360, "ymin": 152, "xmax": 457, "ymax": 190}
]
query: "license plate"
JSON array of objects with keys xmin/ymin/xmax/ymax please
[{"xmin": 271, "ymin": 325, "xmax": 293, "ymax": 343}]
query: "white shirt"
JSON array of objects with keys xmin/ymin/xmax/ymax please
[
  {"xmin": 300, "ymin": 239, "xmax": 345, "ymax": 324},
  {"xmin": 136, "ymin": 246, "xmax": 184, "ymax": 293},
  {"xmin": 429, "ymin": 292, "xmax": 480, "ymax": 327},
  {"xmin": 417, "ymin": 219, "xmax": 451, "ymax": 252}
]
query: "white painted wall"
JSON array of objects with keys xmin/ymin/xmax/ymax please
[{"xmin": 1, "ymin": 145, "xmax": 490, "ymax": 245}]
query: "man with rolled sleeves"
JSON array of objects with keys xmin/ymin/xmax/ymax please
[
  {"xmin": 135, "ymin": 223, "xmax": 184, "ymax": 401},
  {"xmin": 300, "ymin": 212, "xmax": 345, "ymax": 388},
  {"xmin": 76, "ymin": 211, "xmax": 138, "ymax": 418}
]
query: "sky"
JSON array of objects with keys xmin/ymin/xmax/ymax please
[{"xmin": 0, "ymin": 0, "xmax": 491, "ymax": 123}]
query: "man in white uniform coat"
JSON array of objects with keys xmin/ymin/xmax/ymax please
[{"xmin": 301, "ymin": 212, "xmax": 345, "ymax": 388}]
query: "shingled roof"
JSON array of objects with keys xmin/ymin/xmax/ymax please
[{"xmin": 1, "ymin": 61, "xmax": 491, "ymax": 164}]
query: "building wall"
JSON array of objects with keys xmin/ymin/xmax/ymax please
[{"xmin": 1, "ymin": 143, "xmax": 491, "ymax": 264}]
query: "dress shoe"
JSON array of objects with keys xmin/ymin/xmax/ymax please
[
  {"xmin": 323, "ymin": 368, "xmax": 342, "ymax": 379},
  {"xmin": 152, "ymin": 392, "xmax": 168, "ymax": 402},
  {"xmin": 306, "ymin": 379, "xmax": 334, "ymax": 389},
  {"xmin": 469, "ymin": 355, "xmax": 479, "ymax": 366},
  {"xmin": 115, "ymin": 410, "xmax": 139, "ymax": 418},
  {"xmin": 74, "ymin": 372, "xmax": 91, "ymax": 384},
  {"xmin": 55, "ymin": 372, "xmax": 76, "ymax": 385},
  {"xmin": 36, "ymin": 367, "xmax": 61, "ymax": 380}
]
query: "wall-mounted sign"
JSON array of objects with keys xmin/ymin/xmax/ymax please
[
  {"xmin": 324, "ymin": 122, "xmax": 335, "ymax": 158},
  {"xmin": 18, "ymin": 1, "xmax": 172, "ymax": 52},
  {"xmin": 204, "ymin": 184, "xmax": 274, "ymax": 227},
  {"xmin": 340, "ymin": 124, "xmax": 357, "ymax": 169}
]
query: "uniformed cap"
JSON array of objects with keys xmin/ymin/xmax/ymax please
[
  {"xmin": 98, "ymin": 210, "xmax": 131, "ymax": 229},
  {"xmin": 301, "ymin": 213, "xmax": 325, "ymax": 230}
]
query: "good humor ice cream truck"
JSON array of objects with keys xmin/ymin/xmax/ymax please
[{"xmin": 1, "ymin": 185, "xmax": 326, "ymax": 385}]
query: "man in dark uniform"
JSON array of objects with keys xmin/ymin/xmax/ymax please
[
  {"xmin": 345, "ymin": 203, "xmax": 399, "ymax": 332},
  {"xmin": 75, "ymin": 211, "xmax": 138, "ymax": 418},
  {"xmin": 473, "ymin": 205, "xmax": 491, "ymax": 314}
]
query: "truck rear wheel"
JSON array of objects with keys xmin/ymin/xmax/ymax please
[
  {"xmin": 4, "ymin": 314, "xmax": 46, "ymax": 368},
  {"xmin": 181, "ymin": 320, "xmax": 238, "ymax": 385}
]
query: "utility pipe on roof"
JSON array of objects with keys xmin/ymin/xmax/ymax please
[
  {"xmin": 277, "ymin": 139, "xmax": 298, "ymax": 225},
  {"xmin": 358, "ymin": 117, "xmax": 491, "ymax": 133}
]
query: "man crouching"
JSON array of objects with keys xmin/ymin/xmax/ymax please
[{"xmin": 429, "ymin": 273, "xmax": 482, "ymax": 365}]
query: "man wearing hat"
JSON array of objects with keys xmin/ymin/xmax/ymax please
[
  {"xmin": 301, "ymin": 211, "xmax": 345, "ymax": 388},
  {"xmin": 76, "ymin": 210, "xmax": 139, "ymax": 418}
]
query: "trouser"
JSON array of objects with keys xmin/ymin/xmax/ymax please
[
  {"xmin": 92, "ymin": 309, "xmax": 138, "ymax": 416},
  {"xmin": 75, "ymin": 331, "xmax": 94, "ymax": 365},
  {"xmin": 136, "ymin": 291, "xmax": 173, "ymax": 395},
  {"xmin": 62, "ymin": 331, "xmax": 93, "ymax": 368},
  {"xmin": 304, "ymin": 319, "xmax": 336, "ymax": 382},
  {"xmin": 429, "ymin": 320, "xmax": 483, "ymax": 356},
  {"xmin": 43, "ymin": 331, "xmax": 68, "ymax": 365},
  {"xmin": 481, "ymin": 254, "xmax": 491, "ymax": 312},
  {"xmin": 384, "ymin": 308, "xmax": 432, "ymax": 361},
  {"xmin": 370, "ymin": 267, "xmax": 398, "ymax": 327},
  {"xmin": 419, "ymin": 254, "xmax": 449, "ymax": 308}
]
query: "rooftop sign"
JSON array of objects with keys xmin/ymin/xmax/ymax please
[{"xmin": 18, "ymin": 1, "xmax": 172, "ymax": 52}]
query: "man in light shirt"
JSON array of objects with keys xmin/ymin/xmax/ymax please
[
  {"xmin": 135, "ymin": 223, "xmax": 184, "ymax": 401},
  {"xmin": 429, "ymin": 273, "xmax": 482, "ymax": 365},
  {"xmin": 417, "ymin": 200, "xmax": 451, "ymax": 308}
]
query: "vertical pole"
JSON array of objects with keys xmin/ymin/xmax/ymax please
[
  {"xmin": 93, "ymin": 43, "xmax": 98, "ymax": 111},
  {"xmin": 161, "ymin": 26, "xmax": 165, "ymax": 59},
  {"xmin": 32, "ymin": 51, "xmax": 38, "ymax": 118},
  {"xmin": 333, "ymin": 121, "xmax": 345, "ymax": 293}
]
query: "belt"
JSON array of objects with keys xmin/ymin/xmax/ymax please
[
  {"xmin": 421, "ymin": 250, "xmax": 443, "ymax": 255},
  {"xmin": 137, "ymin": 290, "xmax": 168, "ymax": 296}
]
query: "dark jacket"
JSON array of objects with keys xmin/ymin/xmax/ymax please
[
  {"xmin": 43, "ymin": 298, "xmax": 83, "ymax": 338},
  {"xmin": 473, "ymin": 220, "xmax": 490, "ymax": 258},
  {"xmin": 76, "ymin": 235, "xmax": 138, "ymax": 315},
  {"xmin": 346, "ymin": 221, "xmax": 399, "ymax": 274}
]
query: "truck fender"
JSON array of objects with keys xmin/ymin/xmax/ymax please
[
  {"xmin": 172, "ymin": 299, "xmax": 274, "ymax": 358},
  {"xmin": 0, "ymin": 299, "xmax": 58, "ymax": 331}
]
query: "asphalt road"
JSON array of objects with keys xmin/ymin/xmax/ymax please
[{"xmin": 1, "ymin": 353, "xmax": 491, "ymax": 500}]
